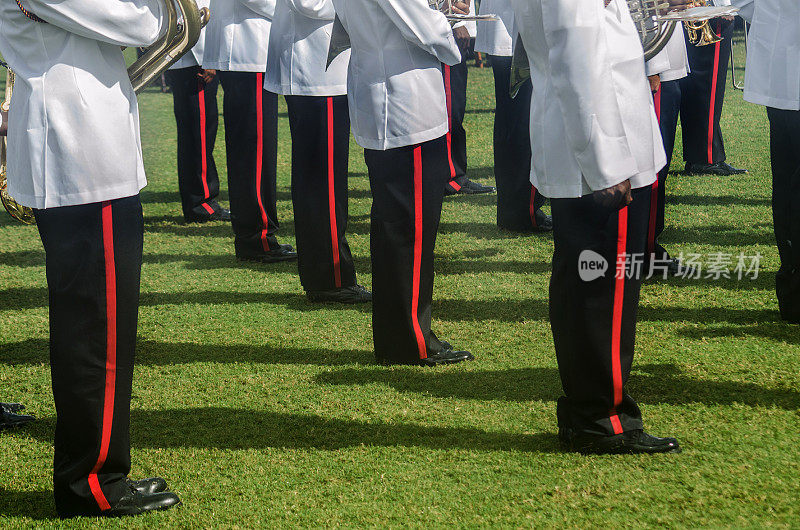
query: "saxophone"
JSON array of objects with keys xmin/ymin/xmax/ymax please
[{"xmin": 0, "ymin": 0, "xmax": 209, "ymax": 224}]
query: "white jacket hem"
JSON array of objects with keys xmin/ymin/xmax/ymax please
[
  {"xmin": 263, "ymin": 82, "xmax": 347, "ymax": 97},
  {"xmin": 203, "ymin": 62, "xmax": 268, "ymax": 72},
  {"xmin": 745, "ymin": 93, "xmax": 800, "ymax": 112},
  {"xmin": 354, "ymin": 123, "xmax": 449, "ymax": 151},
  {"xmin": 10, "ymin": 180, "xmax": 147, "ymax": 209}
]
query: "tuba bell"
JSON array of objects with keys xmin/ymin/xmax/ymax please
[{"xmin": 0, "ymin": 0, "xmax": 209, "ymax": 224}]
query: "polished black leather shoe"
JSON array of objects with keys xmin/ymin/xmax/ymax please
[
  {"xmin": 185, "ymin": 208, "xmax": 231, "ymax": 223},
  {"xmin": 561, "ymin": 428, "xmax": 681, "ymax": 455},
  {"xmin": 128, "ymin": 477, "xmax": 168, "ymax": 496},
  {"xmin": 420, "ymin": 349, "xmax": 474, "ymax": 366},
  {"xmin": 307, "ymin": 285, "xmax": 372, "ymax": 304},
  {"xmin": 445, "ymin": 177, "xmax": 496, "ymax": 196},
  {"xmin": 237, "ymin": 244, "xmax": 298, "ymax": 263},
  {"xmin": 105, "ymin": 488, "xmax": 181, "ymax": 518},
  {"xmin": 0, "ymin": 402, "xmax": 25, "ymax": 413},
  {"xmin": 685, "ymin": 161, "xmax": 747, "ymax": 176},
  {"xmin": 533, "ymin": 212, "xmax": 554, "ymax": 232},
  {"xmin": 0, "ymin": 405, "xmax": 34, "ymax": 430}
]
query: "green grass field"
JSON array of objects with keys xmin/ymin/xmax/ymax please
[{"xmin": 2, "ymin": 44, "xmax": 799, "ymax": 527}]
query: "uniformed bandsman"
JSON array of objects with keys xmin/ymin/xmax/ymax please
[
  {"xmin": 164, "ymin": 0, "xmax": 230, "ymax": 223},
  {"xmin": 0, "ymin": 0, "xmax": 181, "ymax": 516},
  {"xmin": 645, "ymin": 25, "xmax": 692, "ymax": 275},
  {"xmin": 732, "ymin": 0, "xmax": 800, "ymax": 323},
  {"xmin": 510, "ymin": 0, "xmax": 680, "ymax": 454},
  {"xmin": 265, "ymin": 0, "xmax": 371, "ymax": 303},
  {"xmin": 331, "ymin": 0, "xmax": 474, "ymax": 365},
  {"xmin": 204, "ymin": 0, "xmax": 297, "ymax": 262},
  {"xmin": 443, "ymin": 14, "xmax": 496, "ymax": 196},
  {"xmin": 475, "ymin": 0, "xmax": 552, "ymax": 232},
  {"xmin": 680, "ymin": 0, "xmax": 746, "ymax": 176}
]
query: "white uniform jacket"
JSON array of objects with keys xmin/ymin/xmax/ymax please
[
  {"xmin": 331, "ymin": 0, "xmax": 462, "ymax": 151},
  {"xmin": 510, "ymin": 0, "xmax": 664, "ymax": 198},
  {"xmin": 0, "ymin": 0, "xmax": 165, "ymax": 209},
  {"xmin": 732, "ymin": 0, "xmax": 800, "ymax": 111},
  {"xmin": 264, "ymin": 0, "xmax": 349, "ymax": 96},
  {"xmin": 203, "ymin": 0, "xmax": 275, "ymax": 72},
  {"xmin": 170, "ymin": 0, "xmax": 211, "ymax": 69},
  {"xmin": 645, "ymin": 24, "xmax": 689, "ymax": 83},
  {"xmin": 475, "ymin": 0, "xmax": 515, "ymax": 57}
]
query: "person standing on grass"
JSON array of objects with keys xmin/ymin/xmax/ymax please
[
  {"xmin": 0, "ymin": 0, "xmax": 182, "ymax": 518},
  {"xmin": 164, "ymin": 0, "xmax": 232, "ymax": 224},
  {"xmin": 331, "ymin": 0, "xmax": 475, "ymax": 366},
  {"xmin": 510, "ymin": 0, "xmax": 682, "ymax": 454},
  {"xmin": 730, "ymin": 0, "xmax": 800, "ymax": 323},
  {"xmin": 265, "ymin": 0, "xmax": 372, "ymax": 305},
  {"xmin": 203, "ymin": 0, "xmax": 298, "ymax": 263},
  {"xmin": 474, "ymin": 0, "xmax": 553, "ymax": 232}
]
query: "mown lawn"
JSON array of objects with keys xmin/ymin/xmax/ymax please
[{"xmin": 1, "ymin": 40, "xmax": 798, "ymax": 527}]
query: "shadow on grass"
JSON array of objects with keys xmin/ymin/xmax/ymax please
[
  {"xmin": 0, "ymin": 489, "xmax": 56, "ymax": 520},
  {"xmin": 19, "ymin": 409, "xmax": 559, "ymax": 454},
  {"xmin": 313, "ymin": 363, "xmax": 800, "ymax": 410},
  {"xmin": 0, "ymin": 286, "xmax": 788, "ymax": 326},
  {"xmin": 668, "ymin": 194, "xmax": 771, "ymax": 207},
  {"xmin": 0, "ymin": 338, "xmax": 372, "ymax": 367}
]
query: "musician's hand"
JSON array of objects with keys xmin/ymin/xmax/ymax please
[
  {"xmin": 0, "ymin": 110, "xmax": 7, "ymax": 137},
  {"xmin": 593, "ymin": 179, "xmax": 633, "ymax": 210},
  {"xmin": 648, "ymin": 74, "xmax": 661, "ymax": 94},
  {"xmin": 197, "ymin": 68, "xmax": 217, "ymax": 85},
  {"xmin": 449, "ymin": 1, "xmax": 470, "ymax": 15},
  {"xmin": 453, "ymin": 25, "xmax": 471, "ymax": 53}
]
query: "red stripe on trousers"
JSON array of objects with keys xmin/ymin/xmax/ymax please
[
  {"xmin": 411, "ymin": 146, "xmax": 427, "ymax": 360},
  {"xmin": 443, "ymin": 65, "xmax": 457, "ymax": 180},
  {"xmin": 648, "ymin": 87, "xmax": 662, "ymax": 256},
  {"xmin": 88, "ymin": 201, "xmax": 118, "ymax": 512},
  {"xmin": 707, "ymin": 21, "xmax": 722, "ymax": 165},
  {"xmin": 198, "ymin": 81, "xmax": 214, "ymax": 215},
  {"xmin": 609, "ymin": 206, "xmax": 628, "ymax": 435},
  {"xmin": 254, "ymin": 73, "xmax": 271, "ymax": 251},
  {"xmin": 529, "ymin": 187, "xmax": 538, "ymax": 228},
  {"xmin": 327, "ymin": 97, "xmax": 342, "ymax": 288}
]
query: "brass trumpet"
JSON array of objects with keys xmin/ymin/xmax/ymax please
[
  {"xmin": 685, "ymin": 1, "xmax": 723, "ymax": 46},
  {"xmin": 1, "ymin": 0, "xmax": 209, "ymax": 224}
]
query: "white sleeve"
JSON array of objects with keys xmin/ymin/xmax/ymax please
[
  {"xmin": 379, "ymin": 0, "xmax": 462, "ymax": 66},
  {"xmin": 23, "ymin": 0, "xmax": 164, "ymax": 47},
  {"xmin": 541, "ymin": 0, "xmax": 639, "ymax": 190},
  {"xmin": 285, "ymin": 0, "xmax": 335, "ymax": 19},
  {"xmin": 239, "ymin": 0, "xmax": 276, "ymax": 19},
  {"xmin": 730, "ymin": 0, "xmax": 755, "ymax": 22}
]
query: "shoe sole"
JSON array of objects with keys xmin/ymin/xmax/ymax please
[
  {"xmin": 237, "ymin": 255, "xmax": 298, "ymax": 264},
  {"xmin": 420, "ymin": 352, "xmax": 475, "ymax": 367}
]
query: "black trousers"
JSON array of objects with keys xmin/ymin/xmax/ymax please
[
  {"xmin": 550, "ymin": 186, "xmax": 651, "ymax": 436},
  {"xmin": 286, "ymin": 95, "xmax": 356, "ymax": 292},
  {"xmin": 165, "ymin": 67, "xmax": 223, "ymax": 220},
  {"xmin": 490, "ymin": 55, "xmax": 546, "ymax": 231},
  {"xmin": 365, "ymin": 137, "xmax": 449, "ymax": 364},
  {"xmin": 217, "ymin": 71, "xmax": 280, "ymax": 256},
  {"xmin": 34, "ymin": 195, "xmax": 143, "ymax": 518},
  {"xmin": 648, "ymin": 79, "xmax": 681, "ymax": 258},
  {"xmin": 768, "ymin": 107, "xmax": 800, "ymax": 323},
  {"xmin": 680, "ymin": 18, "xmax": 734, "ymax": 165},
  {"xmin": 442, "ymin": 59, "xmax": 469, "ymax": 192}
]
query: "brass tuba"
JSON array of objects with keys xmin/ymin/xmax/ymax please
[{"xmin": 0, "ymin": 0, "xmax": 209, "ymax": 224}]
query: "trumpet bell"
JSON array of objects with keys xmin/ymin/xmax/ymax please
[{"xmin": 686, "ymin": 20, "xmax": 723, "ymax": 46}]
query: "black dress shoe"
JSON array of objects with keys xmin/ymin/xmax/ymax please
[
  {"xmin": 185, "ymin": 208, "xmax": 231, "ymax": 223},
  {"xmin": 0, "ymin": 402, "xmax": 25, "ymax": 413},
  {"xmin": 0, "ymin": 405, "xmax": 34, "ymax": 430},
  {"xmin": 128, "ymin": 477, "xmax": 168, "ymax": 496},
  {"xmin": 105, "ymin": 488, "xmax": 181, "ymax": 518},
  {"xmin": 533, "ymin": 212, "xmax": 554, "ymax": 232},
  {"xmin": 420, "ymin": 349, "xmax": 474, "ymax": 366},
  {"xmin": 685, "ymin": 161, "xmax": 747, "ymax": 176},
  {"xmin": 560, "ymin": 428, "xmax": 681, "ymax": 455},
  {"xmin": 445, "ymin": 177, "xmax": 496, "ymax": 196},
  {"xmin": 237, "ymin": 244, "xmax": 298, "ymax": 264},
  {"xmin": 307, "ymin": 285, "xmax": 372, "ymax": 304}
]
